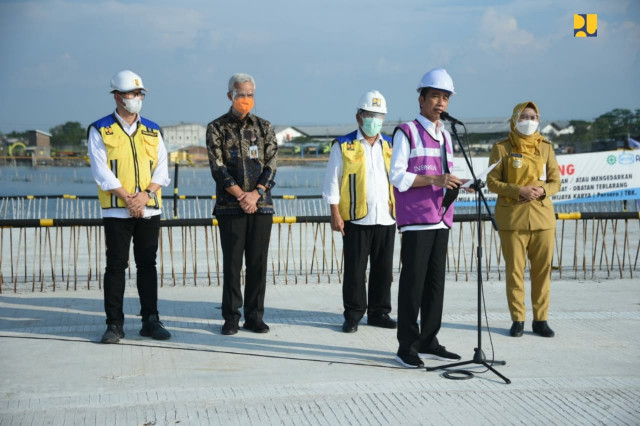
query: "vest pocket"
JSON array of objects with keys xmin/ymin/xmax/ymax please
[
  {"xmin": 102, "ymin": 133, "xmax": 127, "ymax": 149},
  {"xmin": 143, "ymin": 134, "xmax": 159, "ymax": 159},
  {"xmin": 343, "ymin": 148, "xmax": 364, "ymax": 163}
]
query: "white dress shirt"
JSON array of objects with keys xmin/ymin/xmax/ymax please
[
  {"xmin": 323, "ymin": 129, "xmax": 395, "ymax": 226},
  {"xmin": 88, "ymin": 110, "xmax": 170, "ymax": 218},
  {"xmin": 389, "ymin": 114, "xmax": 451, "ymax": 232}
]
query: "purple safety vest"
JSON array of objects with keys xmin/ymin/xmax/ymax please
[{"xmin": 393, "ymin": 120, "xmax": 454, "ymax": 229}]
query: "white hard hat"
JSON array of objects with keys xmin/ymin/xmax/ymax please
[
  {"xmin": 357, "ymin": 90, "xmax": 387, "ymax": 114},
  {"xmin": 110, "ymin": 70, "xmax": 146, "ymax": 93},
  {"xmin": 416, "ymin": 68, "xmax": 455, "ymax": 95}
]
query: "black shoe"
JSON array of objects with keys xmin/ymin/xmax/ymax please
[
  {"xmin": 532, "ymin": 321, "xmax": 555, "ymax": 338},
  {"xmin": 395, "ymin": 353, "xmax": 424, "ymax": 368},
  {"xmin": 367, "ymin": 314, "xmax": 397, "ymax": 329},
  {"xmin": 342, "ymin": 319, "xmax": 359, "ymax": 333},
  {"xmin": 418, "ymin": 345, "xmax": 461, "ymax": 361},
  {"xmin": 510, "ymin": 321, "xmax": 525, "ymax": 337},
  {"xmin": 243, "ymin": 319, "xmax": 270, "ymax": 333},
  {"xmin": 222, "ymin": 318, "xmax": 239, "ymax": 335},
  {"xmin": 101, "ymin": 324, "xmax": 124, "ymax": 344},
  {"xmin": 140, "ymin": 314, "xmax": 171, "ymax": 340}
]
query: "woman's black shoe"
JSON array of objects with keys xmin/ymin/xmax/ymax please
[
  {"xmin": 509, "ymin": 321, "xmax": 525, "ymax": 337},
  {"xmin": 532, "ymin": 321, "xmax": 555, "ymax": 337}
]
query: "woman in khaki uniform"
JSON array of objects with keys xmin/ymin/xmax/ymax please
[{"xmin": 487, "ymin": 101, "xmax": 561, "ymax": 338}]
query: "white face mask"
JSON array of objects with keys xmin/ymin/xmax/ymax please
[
  {"xmin": 120, "ymin": 96, "xmax": 142, "ymax": 114},
  {"xmin": 516, "ymin": 120, "xmax": 539, "ymax": 136}
]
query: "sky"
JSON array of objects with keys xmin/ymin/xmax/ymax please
[{"xmin": 0, "ymin": 0, "xmax": 639, "ymax": 132}]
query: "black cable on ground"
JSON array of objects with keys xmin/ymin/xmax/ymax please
[{"xmin": 442, "ymin": 370, "xmax": 474, "ymax": 380}]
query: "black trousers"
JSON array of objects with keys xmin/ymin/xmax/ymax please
[
  {"xmin": 397, "ymin": 228, "xmax": 449, "ymax": 356},
  {"xmin": 217, "ymin": 214, "xmax": 272, "ymax": 322},
  {"xmin": 342, "ymin": 222, "xmax": 395, "ymax": 322},
  {"xmin": 103, "ymin": 215, "xmax": 160, "ymax": 326}
]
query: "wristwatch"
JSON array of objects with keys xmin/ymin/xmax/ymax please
[
  {"xmin": 145, "ymin": 189, "xmax": 157, "ymax": 206},
  {"xmin": 257, "ymin": 187, "xmax": 266, "ymax": 199}
]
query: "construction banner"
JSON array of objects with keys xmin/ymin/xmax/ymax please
[{"xmin": 452, "ymin": 149, "xmax": 640, "ymax": 206}]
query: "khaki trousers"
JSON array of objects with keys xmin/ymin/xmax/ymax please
[{"xmin": 499, "ymin": 228, "xmax": 555, "ymax": 321}]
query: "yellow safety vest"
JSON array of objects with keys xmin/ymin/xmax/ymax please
[
  {"xmin": 336, "ymin": 133, "xmax": 395, "ymax": 221},
  {"xmin": 90, "ymin": 114, "xmax": 162, "ymax": 209}
]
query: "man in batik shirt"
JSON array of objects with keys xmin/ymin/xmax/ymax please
[{"xmin": 206, "ymin": 73, "xmax": 278, "ymax": 336}]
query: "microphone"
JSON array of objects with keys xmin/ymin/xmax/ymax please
[
  {"xmin": 440, "ymin": 111, "xmax": 464, "ymax": 126},
  {"xmin": 441, "ymin": 185, "xmax": 460, "ymax": 213}
]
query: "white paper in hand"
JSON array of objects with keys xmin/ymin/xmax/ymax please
[{"xmin": 461, "ymin": 159, "xmax": 502, "ymax": 188}]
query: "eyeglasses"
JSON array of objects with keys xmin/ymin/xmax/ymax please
[
  {"xmin": 120, "ymin": 91, "xmax": 146, "ymax": 99},
  {"xmin": 360, "ymin": 111, "xmax": 385, "ymax": 120},
  {"xmin": 232, "ymin": 91, "xmax": 255, "ymax": 99}
]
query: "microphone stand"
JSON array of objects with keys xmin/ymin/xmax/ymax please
[{"xmin": 425, "ymin": 121, "xmax": 511, "ymax": 384}]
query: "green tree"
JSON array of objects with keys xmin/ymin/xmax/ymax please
[
  {"xmin": 559, "ymin": 120, "xmax": 594, "ymax": 150},
  {"xmin": 50, "ymin": 121, "xmax": 85, "ymax": 147},
  {"xmin": 593, "ymin": 108, "xmax": 639, "ymax": 141},
  {"xmin": 5, "ymin": 130, "xmax": 29, "ymax": 140}
]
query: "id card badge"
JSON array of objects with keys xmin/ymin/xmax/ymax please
[
  {"xmin": 249, "ymin": 145, "xmax": 259, "ymax": 160},
  {"xmin": 540, "ymin": 164, "xmax": 547, "ymax": 181}
]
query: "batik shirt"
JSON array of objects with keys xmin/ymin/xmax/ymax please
[{"xmin": 206, "ymin": 109, "xmax": 278, "ymax": 216}]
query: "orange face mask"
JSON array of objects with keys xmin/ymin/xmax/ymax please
[{"xmin": 233, "ymin": 98, "xmax": 254, "ymax": 116}]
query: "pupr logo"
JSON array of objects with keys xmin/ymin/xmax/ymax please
[{"xmin": 574, "ymin": 14, "xmax": 597, "ymax": 37}]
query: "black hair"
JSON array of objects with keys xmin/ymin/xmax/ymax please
[{"xmin": 419, "ymin": 87, "xmax": 452, "ymax": 98}]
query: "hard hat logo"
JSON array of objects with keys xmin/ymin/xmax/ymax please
[
  {"xmin": 357, "ymin": 90, "xmax": 387, "ymax": 114},
  {"xmin": 134, "ymin": 79, "xmax": 140, "ymax": 87}
]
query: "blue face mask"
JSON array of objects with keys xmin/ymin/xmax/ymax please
[{"xmin": 361, "ymin": 117, "xmax": 384, "ymax": 137}]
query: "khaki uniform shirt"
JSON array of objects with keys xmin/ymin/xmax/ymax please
[{"xmin": 487, "ymin": 139, "xmax": 561, "ymax": 231}]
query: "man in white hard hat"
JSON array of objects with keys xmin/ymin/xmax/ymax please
[
  {"xmin": 323, "ymin": 90, "xmax": 397, "ymax": 333},
  {"xmin": 87, "ymin": 70, "xmax": 171, "ymax": 344},
  {"xmin": 206, "ymin": 73, "xmax": 278, "ymax": 336},
  {"xmin": 389, "ymin": 68, "xmax": 464, "ymax": 367}
]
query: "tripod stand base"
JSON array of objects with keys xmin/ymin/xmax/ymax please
[{"xmin": 426, "ymin": 347, "xmax": 511, "ymax": 384}]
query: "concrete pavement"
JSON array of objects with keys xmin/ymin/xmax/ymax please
[{"xmin": 0, "ymin": 277, "xmax": 639, "ymax": 425}]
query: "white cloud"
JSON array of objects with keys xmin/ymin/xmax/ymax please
[
  {"xmin": 479, "ymin": 8, "xmax": 537, "ymax": 54},
  {"xmin": 376, "ymin": 57, "xmax": 402, "ymax": 74}
]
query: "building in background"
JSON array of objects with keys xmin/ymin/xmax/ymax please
[
  {"xmin": 161, "ymin": 123, "xmax": 206, "ymax": 152},
  {"xmin": 274, "ymin": 126, "xmax": 307, "ymax": 145}
]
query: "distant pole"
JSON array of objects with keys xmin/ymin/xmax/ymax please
[{"xmin": 173, "ymin": 160, "xmax": 179, "ymax": 219}]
